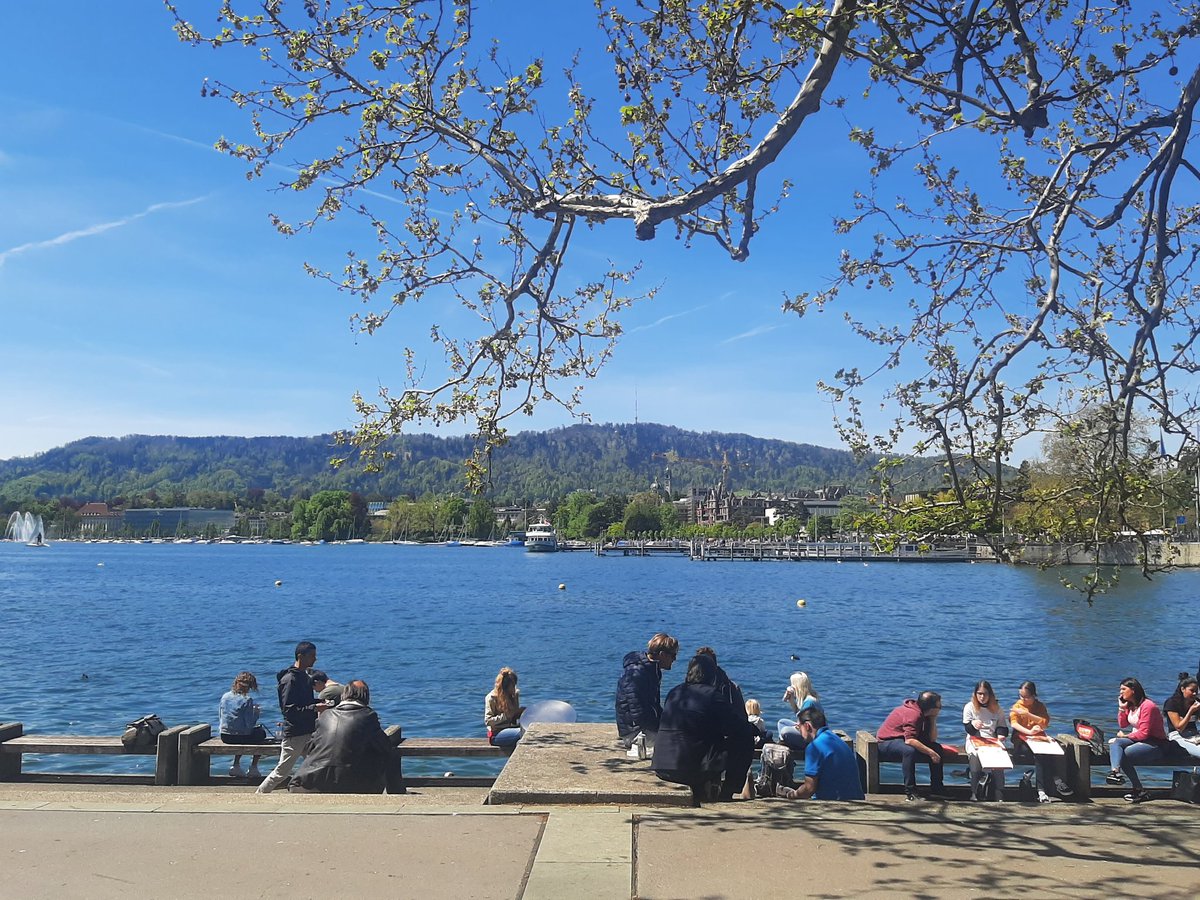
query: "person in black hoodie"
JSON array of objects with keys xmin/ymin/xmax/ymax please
[
  {"xmin": 694, "ymin": 646, "xmax": 755, "ymax": 800},
  {"xmin": 290, "ymin": 679, "xmax": 395, "ymax": 793},
  {"xmin": 615, "ymin": 633, "xmax": 679, "ymax": 748},
  {"xmin": 256, "ymin": 640, "xmax": 329, "ymax": 794},
  {"xmin": 653, "ymin": 653, "xmax": 747, "ymax": 804}
]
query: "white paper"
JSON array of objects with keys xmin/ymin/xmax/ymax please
[
  {"xmin": 1025, "ymin": 738, "xmax": 1065, "ymax": 756},
  {"xmin": 971, "ymin": 738, "xmax": 1013, "ymax": 769}
]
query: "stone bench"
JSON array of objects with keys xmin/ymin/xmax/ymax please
[
  {"xmin": 177, "ymin": 723, "xmax": 510, "ymax": 788},
  {"xmin": 0, "ymin": 721, "xmax": 187, "ymax": 785},
  {"xmin": 1058, "ymin": 734, "xmax": 1200, "ymax": 799}
]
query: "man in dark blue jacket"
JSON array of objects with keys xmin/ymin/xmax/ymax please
[
  {"xmin": 256, "ymin": 640, "xmax": 329, "ymax": 793},
  {"xmin": 615, "ymin": 633, "xmax": 679, "ymax": 748}
]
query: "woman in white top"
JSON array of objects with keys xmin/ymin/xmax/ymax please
[{"xmin": 963, "ymin": 680, "xmax": 1008, "ymax": 801}]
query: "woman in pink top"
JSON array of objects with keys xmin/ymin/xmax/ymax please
[{"xmin": 1104, "ymin": 677, "xmax": 1168, "ymax": 803}]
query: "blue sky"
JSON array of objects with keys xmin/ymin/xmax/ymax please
[{"xmin": 1, "ymin": 3, "xmax": 902, "ymax": 461}]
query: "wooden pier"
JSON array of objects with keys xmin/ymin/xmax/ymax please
[{"xmin": 689, "ymin": 539, "xmax": 993, "ymax": 563}]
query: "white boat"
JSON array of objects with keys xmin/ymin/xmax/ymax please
[{"xmin": 525, "ymin": 521, "xmax": 559, "ymax": 553}]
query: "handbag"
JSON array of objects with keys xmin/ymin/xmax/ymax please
[
  {"xmin": 121, "ymin": 714, "xmax": 167, "ymax": 749},
  {"xmin": 1170, "ymin": 770, "xmax": 1200, "ymax": 804}
]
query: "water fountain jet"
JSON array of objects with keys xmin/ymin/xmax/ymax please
[{"xmin": 5, "ymin": 511, "xmax": 47, "ymax": 545}]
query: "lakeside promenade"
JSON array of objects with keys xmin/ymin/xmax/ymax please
[{"xmin": 4, "ymin": 782, "xmax": 1198, "ymax": 899}]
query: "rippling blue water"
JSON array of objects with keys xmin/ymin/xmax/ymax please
[{"xmin": 2, "ymin": 541, "xmax": 1197, "ymax": 778}]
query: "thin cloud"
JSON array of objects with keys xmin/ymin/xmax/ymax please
[
  {"xmin": 630, "ymin": 304, "xmax": 708, "ymax": 334},
  {"xmin": 0, "ymin": 196, "xmax": 208, "ymax": 268},
  {"xmin": 721, "ymin": 324, "xmax": 782, "ymax": 344}
]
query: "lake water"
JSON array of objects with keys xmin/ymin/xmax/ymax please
[{"xmin": 1, "ymin": 541, "xmax": 1197, "ymax": 779}]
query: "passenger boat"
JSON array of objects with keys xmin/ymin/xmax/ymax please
[{"xmin": 524, "ymin": 521, "xmax": 559, "ymax": 553}]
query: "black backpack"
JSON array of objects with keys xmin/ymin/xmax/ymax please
[
  {"xmin": 754, "ymin": 743, "xmax": 795, "ymax": 798},
  {"xmin": 1073, "ymin": 719, "xmax": 1107, "ymax": 762}
]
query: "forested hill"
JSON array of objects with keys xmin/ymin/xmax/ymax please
[{"xmin": 0, "ymin": 424, "xmax": 945, "ymax": 504}]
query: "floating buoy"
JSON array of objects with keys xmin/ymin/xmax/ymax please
[
  {"xmin": 443, "ymin": 771, "xmax": 454, "ymax": 778},
  {"xmin": 275, "ymin": 580, "xmax": 283, "ymax": 587},
  {"xmin": 796, "ymin": 599, "xmax": 807, "ymax": 608},
  {"xmin": 790, "ymin": 655, "xmax": 799, "ymax": 661},
  {"xmin": 558, "ymin": 583, "xmax": 566, "ymax": 591}
]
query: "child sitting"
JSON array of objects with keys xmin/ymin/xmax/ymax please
[{"xmin": 745, "ymin": 698, "xmax": 770, "ymax": 747}]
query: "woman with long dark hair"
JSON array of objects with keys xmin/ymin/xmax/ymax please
[
  {"xmin": 1105, "ymin": 677, "xmax": 1168, "ymax": 803},
  {"xmin": 1163, "ymin": 673, "xmax": 1200, "ymax": 761},
  {"xmin": 1009, "ymin": 680, "xmax": 1074, "ymax": 802},
  {"xmin": 484, "ymin": 667, "xmax": 525, "ymax": 747}
]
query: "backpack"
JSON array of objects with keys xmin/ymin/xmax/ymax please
[
  {"xmin": 1073, "ymin": 719, "xmax": 1107, "ymax": 762},
  {"xmin": 122, "ymin": 714, "xmax": 167, "ymax": 750},
  {"xmin": 1016, "ymin": 770, "xmax": 1037, "ymax": 802},
  {"xmin": 754, "ymin": 742, "xmax": 795, "ymax": 798}
]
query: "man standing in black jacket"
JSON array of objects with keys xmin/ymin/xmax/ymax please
[{"xmin": 256, "ymin": 640, "xmax": 329, "ymax": 794}]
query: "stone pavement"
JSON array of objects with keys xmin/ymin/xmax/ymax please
[{"xmin": 4, "ymin": 783, "xmax": 1200, "ymax": 899}]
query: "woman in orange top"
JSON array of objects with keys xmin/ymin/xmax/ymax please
[{"xmin": 1009, "ymin": 681, "xmax": 1074, "ymax": 802}]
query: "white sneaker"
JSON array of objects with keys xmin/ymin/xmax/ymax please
[
  {"xmin": 228, "ymin": 764, "xmax": 244, "ymax": 778},
  {"xmin": 1037, "ymin": 790, "xmax": 1051, "ymax": 803}
]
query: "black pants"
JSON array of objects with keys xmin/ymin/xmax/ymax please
[
  {"xmin": 220, "ymin": 725, "xmax": 269, "ymax": 744},
  {"xmin": 717, "ymin": 734, "xmax": 755, "ymax": 800},
  {"xmin": 878, "ymin": 738, "xmax": 948, "ymax": 790}
]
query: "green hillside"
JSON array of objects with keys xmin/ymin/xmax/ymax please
[{"xmin": 0, "ymin": 423, "xmax": 947, "ymax": 505}]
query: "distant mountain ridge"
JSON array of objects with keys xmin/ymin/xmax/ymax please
[{"xmin": 0, "ymin": 424, "xmax": 945, "ymax": 503}]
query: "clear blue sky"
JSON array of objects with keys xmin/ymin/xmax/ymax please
[{"xmin": 1, "ymin": 2, "xmax": 901, "ymax": 461}]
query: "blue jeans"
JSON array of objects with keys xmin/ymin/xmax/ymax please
[
  {"xmin": 777, "ymin": 719, "xmax": 807, "ymax": 754},
  {"xmin": 490, "ymin": 727, "xmax": 523, "ymax": 747},
  {"xmin": 1109, "ymin": 737, "xmax": 1165, "ymax": 790},
  {"xmin": 878, "ymin": 738, "xmax": 947, "ymax": 791}
]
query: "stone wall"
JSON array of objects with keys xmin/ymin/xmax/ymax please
[{"xmin": 1012, "ymin": 540, "xmax": 1200, "ymax": 567}]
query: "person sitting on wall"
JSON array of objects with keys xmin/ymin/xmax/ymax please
[
  {"xmin": 218, "ymin": 670, "xmax": 270, "ymax": 780},
  {"xmin": 310, "ymin": 670, "xmax": 344, "ymax": 706},
  {"xmin": 775, "ymin": 706, "xmax": 865, "ymax": 801},
  {"xmin": 485, "ymin": 666, "xmax": 525, "ymax": 747},
  {"xmin": 289, "ymin": 680, "xmax": 395, "ymax": 794},
  {"xmin": 876, "ymin": 691, "xmax": 953, "ymax": 801}
]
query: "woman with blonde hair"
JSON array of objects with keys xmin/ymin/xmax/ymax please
[
  {"xmin": 778, "ymin": 672, "xmax": 822, "ymax": 752},
  {"xmin": 218, "ymin": 670, "xmax": 268, "ymax": 779},
  {"xmin": 485, "ymin": 667, "xmax": 525, "ymax": 747}
]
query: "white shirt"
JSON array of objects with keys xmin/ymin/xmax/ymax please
[{"xmin": 963, "ymin": 702, "xmax": 1005, "ymax": 755}]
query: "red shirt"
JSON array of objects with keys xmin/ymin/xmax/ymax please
[{"xmin": 877, "ymin": 698, "xmax": 930, "ymax": 743}]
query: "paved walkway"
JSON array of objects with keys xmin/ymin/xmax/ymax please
[{"xmin": 3, "ymin": 784, "xmax": 1200, "ymax": 899}]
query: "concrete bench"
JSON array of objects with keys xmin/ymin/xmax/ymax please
[
  {"xmin": 1058, "ymin": 734, "xmax": 1200, "ymax": 799},
  {"xmin": 177, "ymin": 724, "xmax": 509, "ymax": 788},
  {"xmin": 0, "ymin": 721, "xmax": 187, "ymax": 785}
]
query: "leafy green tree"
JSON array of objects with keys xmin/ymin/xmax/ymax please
[
  {"xmin": 292, "ymin": 490, "xmax": 357, "ymax": 541},
  {"xmin": 467, "ymin": 497, "xmax": 496, "ymax": 540},
  {"xmin": 170, "ymin": 0, "xmax": 1200, "ymax": 567}
]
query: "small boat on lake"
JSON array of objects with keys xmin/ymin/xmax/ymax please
[{"xmin": 524, "ymin": 521, "xmax": 558, "ymax": 553}]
